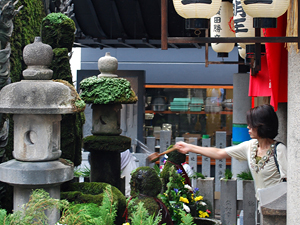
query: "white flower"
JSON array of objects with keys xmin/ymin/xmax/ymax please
[
  {"xmin": 183, "ymin": 203, "xmax": 190, "ymax": 213},
  {"xmin": 199, "ymin": 201, "xmax": 207, "ymax": 206},
  {"xmin": 184, "ymin": 184, "xmax": 193, "ymax": 191}
]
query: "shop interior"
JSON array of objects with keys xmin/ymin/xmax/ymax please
[{"xmin": 144, "ymin": 85, "xmax": 233, "ymax": 147}]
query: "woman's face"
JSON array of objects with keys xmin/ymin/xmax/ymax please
[{"xmin": 247, "ymin": 125, "xmax": 258, "ymax": 139}]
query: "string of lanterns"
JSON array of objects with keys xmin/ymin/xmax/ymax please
[{"xmin": 172, "ymin": 0, "xmax": 290, "ymax": 59}]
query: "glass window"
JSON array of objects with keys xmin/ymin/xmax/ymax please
[{"xmin": 144, "ymin": 85, "xmax": 233, "ymax": 146}]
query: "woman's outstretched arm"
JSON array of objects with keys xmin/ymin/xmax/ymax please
[{"xmin": 174, "ymin": 141, "xmax": 230, "ymax": 160}]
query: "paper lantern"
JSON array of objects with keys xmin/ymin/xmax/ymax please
[
  {"xmin": 240, "ymin": 0, "xmax": 289, "ymax": 27},
  {"xmin": 233, "ymin": 0, "xmax": 255, "ymax": 48},
  {"xmin": 238, "ymin": 45, "xmax": 246, "ymax": 59},
  {"xmin": 210, "ymin": 1, "xmax": 235, "ymax": 57},
  {"xmin": 173, "ymin": 0, "xmax": 222, "ymax": 29},
  {"xmin": 233, "ymin": 0, "xmax": 265, "ymax": 64}
]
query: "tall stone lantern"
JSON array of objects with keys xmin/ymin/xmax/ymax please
[
  {"xmin": 80, "ymin": 52, "xmax": 137, "ymax": 190},
  {"xmin": 0, "ymin": 37, "xmax": 85, "ymax": 224}
]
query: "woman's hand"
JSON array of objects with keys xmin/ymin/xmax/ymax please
[{"xmin": 174, "ymin": 141, "xmax": 191, "ymax": 154}]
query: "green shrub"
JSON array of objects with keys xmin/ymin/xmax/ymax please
[{"xmin": 237, "ymin": 170, "xmax": 253, "ymax": 180}]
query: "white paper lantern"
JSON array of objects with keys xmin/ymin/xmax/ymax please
[
  {"xmin": 238, "ymin": 45, "xmax": 246, "ymax": 59},
  {"xmin": 233, "ymin": 0, "xmax": 255, "ymax": 48},
  {"xmin": 241, "ymin": 0, "xmax": 289, "ymax": 18},
  {"xmin": 240, "ymin": 0, "xmax": 289, "ymax": 27},
  {"xmin": 173, "ymin": 0, "xmax": 222, "ymax": 19},
  {"xmin": 210, "ymin": 1, "xmax": 235, "ymax": 57}
]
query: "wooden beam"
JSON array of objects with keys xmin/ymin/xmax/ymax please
[
  {"xmin": 161, "ymin": 0, "xmax": 168, "ymax": 50},
  {"xmin": 168, "ymin": 36, "xmax": 299, "ymax": 44}
]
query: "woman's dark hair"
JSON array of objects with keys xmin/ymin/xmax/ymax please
[{"xmin": 246, "ymin": 104, "xmax": 278, "ymax": 139}]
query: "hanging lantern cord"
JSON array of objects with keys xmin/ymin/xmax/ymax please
[{"xmin": 194, "ymin": 29, "xmax": 201, "ymax": 37}]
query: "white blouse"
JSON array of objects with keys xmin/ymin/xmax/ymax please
[{"xmin": 225, "ymin": 139, "xmax": 287, "ymax": 197}]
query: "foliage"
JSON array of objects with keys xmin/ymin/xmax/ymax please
[
  {"xmin": 95, "ymin": 186, "xmax": 117, "ymax": 225},
  {"xmin": 237, "ymin": 170, "xmax": 253, "ymax": 181},
  {"xmin": 0, "ymin": 186, "xmax": 165, "ymax": 225},
  {"xmin": 79, "ymin": 76, "xmax": 138, "ymax": 104},
  {"xmin": 160, "ymin": 148, "xmax": 188, "ymax": 192},
  {"xmin": 153, "ymin": 164, "xmax": 161, "ymax": 177},
  {"xmin": 60, "ymin": 185, "xmax": 117, "ymax": 225},
  {"xmin": 75, "ymin": 99, "xmax": 86, "ymax": 110},
  {"xmin": 190, "ymin": 172, "xmax": 206, "ymax": 180},
  {"xmin": 60, "ymin": 182, "xmax": 126, "ymax": 224},
  {"xmin": 59, "ymin": 203, "xmax": 102, "ymax": 225},
  {"xmin": 127, "ymin": 201, "xmax": 164, "ymax": 225},
  {"xmin": 158, "ymin": 167, "xmax": 210, "ymax": 225},
  {"xmin": 74, "ymin": 166, "xmax": 90, "ymax": 178},
  {"xmin": 223, "ymin": 169, "xmax": 233, "ymax": 181},
  {"xmin": 0, "ymin": 189, "xmax": 69, "ymax": 224},
  {"xmin": 178, "ymin": 210, "xmax": 196, "ymax": 225}
]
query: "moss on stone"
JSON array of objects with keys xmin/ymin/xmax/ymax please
[
  {"xmin": 54, "ymin": 79, "xmax": 86, "ymax": 113},
  {"xmin": 129, "ymin": 167, "xmax": 162, "ymax": 218},
  {"xmin": 166, "ymin": 145, "xmax": 186, "ymax": 164},
  {"xmin": 0, "ymin": 0, "xmax": 45, "ymax": 214},
  {"xmin": 41, "ymin": 12, "xmax": 84, "ymax": 168},
  {"xmin": 83, "ymin": 135, "xmax": 131, "ymax": 152},
  {"xmin": 50, "ymin": 48, "xmax": 73, "ymax": 84},
  {"xmin": 129, "ymin": 195, "xmax": 160, "ymax": 217},
  {"xmin": 130, "ymin": 166, "xmax": 162, "ymax": 198},
  {"xmin": 61, "ymin": 182, "xmax": 126, "ymax": 225},
  {"xmin": 80, "ymin": 76, "xmax": 138, "ymax": 105},
  {"xmin": 60, "ymin": 112, "xmax": 85, "ymax": 167},
  {"xmin": 10, "ymin": 0, "xmax": 45, "ymax": 83},
  {"xmin": 41, "ymin": 13, "xmax": 75, "ymax": 52}
]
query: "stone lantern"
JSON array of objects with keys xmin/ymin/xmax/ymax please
[
  {"xmin": 80, "ymin": 52, "xmax": 137, "ymax": 190},
  {"xmin": 0, "ymin": 37, "xmax": 85, "ymax": 224}
]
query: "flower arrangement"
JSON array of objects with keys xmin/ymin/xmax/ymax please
[{"xmin": 158, "ymin": 166, "xmax": 211, "ymax": 224}]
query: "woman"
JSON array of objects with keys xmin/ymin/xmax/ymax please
[{"xmin": 175, "ymin": 104, "xmax": 287, "ymax": 196}]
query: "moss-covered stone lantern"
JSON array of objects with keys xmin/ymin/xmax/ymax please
[
  {"xmin": 80, "ymin": 52, "xmax": 137, "ymax": 189},
  {"xmin": 0, "ymin": 37, "xmax": 85, "ymax": 225}
]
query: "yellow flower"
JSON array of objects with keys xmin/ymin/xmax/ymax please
[
  {"xmin": 199, "ymin": 210, "xmax": 209, "ymax": 218},
  {"xmin": 179, "ymin": 196, "xmax": 189, "ymax": 204},
  {"xmin": 194, "ymin": 196, "xmax": 204, "ymax": 202}
]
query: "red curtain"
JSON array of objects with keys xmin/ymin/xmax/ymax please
[{"xmin": 248, "ymin": 13, "xmax": 288, "ymax": 111}]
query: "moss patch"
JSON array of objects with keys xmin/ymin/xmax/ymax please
[
  {"xmin": 80, "ymin": 76, "xmax": 138, "ymax": 105},
  {"xmin": 42, "ymin": 12, "xmax": 84, "ymax": 168},
  {"xmin": 83, "ymin": 135, "xmax": 131, "ymax": 152},
  {"xmin": 61, "ymin": 182, "xmax": 126, "ymax": 225},
  {"xmin": 54, "ymin": 79, "xmax": 86, "ymax": 113},
  {"xmin": 129, "ymin": 195, "xmax": 160, "ymax": 218},
  {"xmin": 130, "ymin": 166, "xmax": 162, "ymax": 198},
  {"xmin": 50, "ymin": 48, "xmax": 73, "ymax": 83},
  {"xmin": 167, "ymin": 146, "xmax": 186, "ymax": 164},
  {"xmin": 10, "ymin": 0, "xmax": 45, "ymax": 83},
  {"xmin": 129, "ymin": 167, "xmax": 162, "ymax": 218},
  {"xmin": 41, "ymin": 13, "xmax": 75, "ymax": 52}
]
